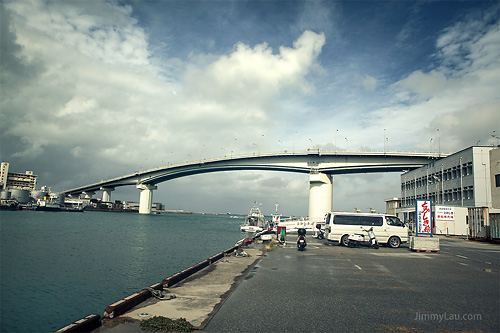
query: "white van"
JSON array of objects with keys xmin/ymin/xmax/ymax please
[{"xmin": 324, "ymin": 212, "xmax": 408, "ymax": 248}]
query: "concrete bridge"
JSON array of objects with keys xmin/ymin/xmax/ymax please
[{"xmin": 62, "ymin": 150, "xmax": 445, "ymax": 219}]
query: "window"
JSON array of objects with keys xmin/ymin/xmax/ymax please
[
  {"xmin": 496, "ymin": 174, "xmax": 500, "ymax": 187},
  {"xmin": 386, "ymin": 216, "xmax": 404, "ymax": 227},
  {"xmin": 333, "ymin": 215, "xmax": 383, "ymax": 226}
]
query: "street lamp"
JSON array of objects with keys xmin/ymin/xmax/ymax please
[
  {"xmin": 335, "ymin": 129, "xmax": 338, "ymax": 153},
  {"xmin": 345, "ymin": 137, "xmax": 348, "ymax": 151},
  {"xmin": 437, "ymin": 129, "xmax": 440, "ymax": 156},
  {"xmin": 384, "ymin": 129, "xmax": 386, "ymax": 153}
]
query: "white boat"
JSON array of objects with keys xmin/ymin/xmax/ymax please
[{"xmin": 240, "ymin": 205, "xmax": 266, "ymax": 232}]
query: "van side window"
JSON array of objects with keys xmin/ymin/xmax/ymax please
[
  {"xmin": 333, "ymin": 215, "xmax": 359, "ymax": 225},
  {"xmin": 333, "ymin": 215, "xmax": 383, "ymax": 226},
  {"xmin": 360, "ymin": 216, "xmax": 383, "ymax": 226},
  {"xmin": 386, "ymin": 216, "xmax": 404, "ymax": 226}
]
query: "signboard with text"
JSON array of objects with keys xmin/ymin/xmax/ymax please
[
  {"xmin": 416, "ymin": 199, "xmax": 432, "ymax": 236},
  {"xmin": 436, "ymin": 206, "xmax": 455, "ymax": 221}
]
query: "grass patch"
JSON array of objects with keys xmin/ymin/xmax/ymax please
[{"xmin": 140, "ymin": 316, "xmax": 194, "ymax": 332}]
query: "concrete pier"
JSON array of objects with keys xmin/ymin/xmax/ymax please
[
  {"xmin": 58, "ymin": 235, "xmax": 499, "ymax": 332},
  {"xmin": 137, "ymin": 184, "xmax": 157, "ymax": 214},
  {"xmin": 308, "ymin": 172, "xmax": 332, "ymax": 221},
  {"xmin": 100, "ymin": 187, "xmax": 114, "ymax": 202}
]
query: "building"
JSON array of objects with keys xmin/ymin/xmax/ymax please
[
  {"xmin": 396, "ymin": 146, "xmax": 499, "ymax": 236},
  {"xmin": 384, "ymin": 197, "xmax": 401, "ymax": 215},
  {"xmin": 491, "ymin": 148, "xmax": 500, "ymax": 208},
  {"xmin": 0, "ymin": 162, "xmax": 38, "ymax": 190}
]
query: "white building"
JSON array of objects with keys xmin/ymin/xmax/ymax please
[
  {"xmin": 1, "ymin": 162, "xmax": 38, "ymax": 190},
  {"xmin": 397, "ymin": 146, "xmax": 498, "ymax": 236}
]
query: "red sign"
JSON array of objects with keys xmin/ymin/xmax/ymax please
[{"xmin": 416, "ymin": 200, "xmax": 432, "ymax": 235}]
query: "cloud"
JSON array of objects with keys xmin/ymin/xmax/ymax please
[
  {"xmin": 185, "ymin": 30, "xmax": 325, "ymax": 106},
  {"xmin": 362, "ymin": 75, "xmax": 378, "ymax": 92},
  {"xmin": 0, "ymin": 0, "xmax": 326, "ymax": 216},
  {"xmin": 1, "ymin": 1, "xmax": 497, "ymax": 216}
]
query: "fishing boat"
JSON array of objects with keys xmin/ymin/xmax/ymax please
[
  {"xmin": 32, "ymin": 198, "xmax": 85, "ymax": 212},
  {"xmin": 240, "ymin": 204, "xmax": 266, "ymax": 232}
]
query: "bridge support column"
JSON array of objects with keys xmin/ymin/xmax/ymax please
[
  {"xmin": 100, "ymin": 187, "xmax": 114, "ymax": 202},
  {"xmin": 137, "ymin": 184, "xmax": 157, "ymax": 214},
  {"xmin": 83, "ymin": 191, "xmax": 95, "ymax": 199},
  {"xmin": 309, "ymin": 173, "xmax": 332, "ymax": 222}
]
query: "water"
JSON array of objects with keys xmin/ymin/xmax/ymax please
[{"xmin": 0, "ymin": 210, "xmax": 245, "ymax": 333}]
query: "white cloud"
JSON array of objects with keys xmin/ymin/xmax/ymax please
[
  {"xmin": 362, "ymin": 75, "xmax": 378, "ymax": 92},
  {"xmin": 1, "ymin": 1, "xmax": 498, "ymax": 216},
  {"xmin": 185, "ymin": 30, "xmax": 325, "ymax": 107},
  {"xmin": 1, "ymin": 0, "xmax": 326, "ymax": 216}
]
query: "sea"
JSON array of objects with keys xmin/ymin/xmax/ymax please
[{"xmin": 0, "ymin": 210, "xmax": 246, "ymax": 333}]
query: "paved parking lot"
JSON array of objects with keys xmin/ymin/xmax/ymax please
[{"xmin": 204, "ymin": 236, "xmax": 499, "ymax": 332}]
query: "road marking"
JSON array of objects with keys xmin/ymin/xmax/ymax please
[
  {"xmin": 354, "ymin": 265, "xmax": 362, "ymax": 270},
  {"xmin": 456, "ymin": 255, "xmax": 468, "ymax": 259},
  {"xmin": 459, "ymin": 263, "xmax": 468, "ymax": 266}
]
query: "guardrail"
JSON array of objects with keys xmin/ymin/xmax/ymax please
[{"xmin": 54, "ymin": 231, "xmax": 266, "ymax": 332}]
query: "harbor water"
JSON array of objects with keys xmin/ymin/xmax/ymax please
[{"xmin": 0, "ymin": 210, "xmax": 245, "ymax": 333}]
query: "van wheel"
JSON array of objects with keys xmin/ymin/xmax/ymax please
[
  {"xmin": 340, "ymin": 235, "xmax": 349, "ymax": 247},
  {"xmin": 388, "ymin": 236, "xmax": 401, "ymax": 248}
]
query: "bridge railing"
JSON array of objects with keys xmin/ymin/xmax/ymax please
[{"xmin": 63, "ymin": 149, "xmax": 447, "ymax": 195}]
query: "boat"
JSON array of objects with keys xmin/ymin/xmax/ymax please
[
  {"xmin": 0, "ymin": 199, "xmax": 20, "ymax": 210},
  {"xmin": 33, "ymin": 200, "xmax": 62, "ymax": 211},
  {"xmin": 32, "ymin": 199, "xmax": 85, "ymax": 212},
  {"xmin": 240, "ymin": 205, "xmax": 266, "ymax": 232}
]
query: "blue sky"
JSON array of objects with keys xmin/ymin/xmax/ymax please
[{"xmin": 1, "ymin": 0, "xmax": 499, "ymax": 215}]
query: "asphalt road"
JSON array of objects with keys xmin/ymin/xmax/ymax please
[{"xmin": 204, "ymin": 236, "xmax": 499, "ymax": 332}]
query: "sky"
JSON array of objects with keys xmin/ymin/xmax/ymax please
[{"xmin": 1, "ymin": 0, "xmax": 499, "ymax": 216}]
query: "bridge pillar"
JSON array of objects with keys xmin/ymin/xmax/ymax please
[
  {"xmin": 309, "ymin": 173, "xmax": 332, "ymax": 222},
  {"xmin": 137, "ymin": 184, "xmax": 157, "ymax": 214},
  {"xmin": 100, "ymin": 187, "xmax": 114, "ymax": 202},
  {"xmin": 83, "ymin": 191, "xmax": 95, "ymax": 199}
]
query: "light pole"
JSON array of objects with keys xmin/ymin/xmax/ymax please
[
  {"xmin": 437, "ymin": 129, "xmax": 440, "ymax": 156},
  {"xmin": 335, "ymin": 129, "xmax": 338, "ymax": 153},
  {"xmin": 384, "ymin": 129, "xmax": 386, "ymax": 153},
  {"xmin": 293, "ymin": 131, "xmax": 297, "ymax": 153},
  {"xmin": 345, "ymin": 137, "xmax": 348, "ymax": 151},
  {"xmin": 278, "ymin": 140, "xmax": 283, "ymax": 152}
]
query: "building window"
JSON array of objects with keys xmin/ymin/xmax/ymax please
[{"xmin": 496, "ymin": 174, "xmax": 500, "ymax": 187}]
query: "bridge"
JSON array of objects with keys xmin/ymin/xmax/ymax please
[{"xmin": 62, "ymin": 150, "xmax": 445, "ymax": 219}]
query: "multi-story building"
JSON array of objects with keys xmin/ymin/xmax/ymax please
[
  {"xmin": 397, "ymin": 146, "xmax": 498, "ymax": 230},
  {"xmin": 0, "ymin": 162, "xmax": 38, "ymax": 190},
  {"xmin": 0, "ymin": 162, "xmax": 9, "ymax": 190}
]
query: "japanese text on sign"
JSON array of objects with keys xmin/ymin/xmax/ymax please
[{"xmin": 417, "ymin": 200, "xmax": 432, "ymax": 235}]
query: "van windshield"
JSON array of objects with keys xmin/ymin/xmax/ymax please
[
  {"xmin": 333, "ymin": 215, "xmax": 383, "ymax": 226},
  {"xmin": 386, "ymin": 216, "xmax": 405, "ymax": 227}
]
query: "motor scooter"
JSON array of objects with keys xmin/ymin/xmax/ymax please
[
  {"xmin": 297, "ymin": 228, "xmax": 307, "ymax": 251},
  {"xmin": 315, "ymin": 223, "xmax": 324, "ymax": 240},
  {"xmin": 348, "ymin": 227, "xmax": 379, "ymax": 249}
]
